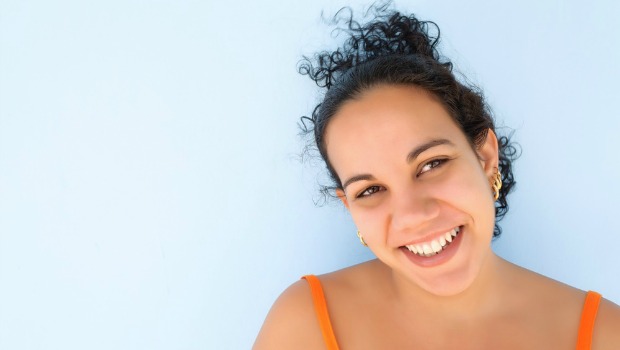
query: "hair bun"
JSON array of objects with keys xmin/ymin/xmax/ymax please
[{"xmin": 299, "ymin": 5, "xmax": 451, "ymax": 89}]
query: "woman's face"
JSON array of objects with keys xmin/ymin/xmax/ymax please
[{"xmin": 325, "ymin": 84, "xmax": 499, "ymax": 296}]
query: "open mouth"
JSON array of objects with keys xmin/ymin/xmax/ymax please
[{"xmin": 402, "ymin": 227, "xmax": 461, "ymax": 257}]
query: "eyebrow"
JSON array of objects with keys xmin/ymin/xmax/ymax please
[
  {"xmin": 342, "ymin": 174, "xmax": 376, "ymax": 190},
  {"xmin": 406, "ymin": 138, "xmax": 454, "ymax": 163},
  {"xmin": 341, "ymin": 138, "xmax": 455, "ymax": 190}
]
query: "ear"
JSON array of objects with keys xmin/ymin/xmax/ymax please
[
  {"xmin": 335, "ymin": 189, "xmax": 350, "ymax": 210},
  {"xmin": 477, "ymin": 128, "xmax": 500, "ymax": 177}
]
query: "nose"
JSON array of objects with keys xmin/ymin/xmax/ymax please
[{"xmin": 389, "ymin": 185, "xmax": 441, "ymax": 233}]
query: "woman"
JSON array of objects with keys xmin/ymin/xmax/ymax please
[{"xmin": 254, "ymin": 6, "xmax": 620, "ymax": 349}]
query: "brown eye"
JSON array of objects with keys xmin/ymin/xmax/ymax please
[
  {"xmin": 358, "ymin": 185, "xmax": 384, "ymax": 198},
  {"xmin": 418, "ymin": 158, "xmax": 449, "ymax": 176}
]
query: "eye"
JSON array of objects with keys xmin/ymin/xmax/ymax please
[
  {"xmin": 356, "ymin": 185, "xmax": 384, "ymax": 198},
  {"xmin": 418, "ymin": 158, "xmax": 449, "ymax": 176}
]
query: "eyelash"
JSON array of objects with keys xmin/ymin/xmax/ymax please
[
  {"xmin": 355, "ymin": 158, "xmax": 450, "ymax": 199},
  {"xmin": 418, "ymin": 158, "xmax": 449, "ymax": 176},
  {"xmin": 358, "ymin": 185, "xmax": 383, "ymax": 198}
]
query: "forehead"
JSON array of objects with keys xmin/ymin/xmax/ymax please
[{"xmin": 324, "ymin": 85, "xmax": 467, "ymax": 175}]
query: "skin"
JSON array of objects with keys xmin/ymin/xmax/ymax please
[{"xmin": 254, "ymin": 84, "xmax": 620, "ymax": 349}]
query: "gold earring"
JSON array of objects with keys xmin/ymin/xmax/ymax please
[
  {"xmin": 491, "ymin": 168, "xmax": 502, "ymax": 201},
  {"xmin": 356, "ymin": 231, "xmax": 368, "ymax": 247}
]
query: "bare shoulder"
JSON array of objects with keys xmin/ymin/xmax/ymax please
[
  {"xmin": 253, "ymin": 261, "xmax": 382, "ymax": 350},
  {"xmin": 321, "ymin": 259, "xmax": 389, "ymax": 290},
  {"xmin": 253, "ymin": 279, "xmax": 323, "ymax": 350},
  {"xmin": 510, "ymin": 262, "xmax": 620, "ymax": 348},
  {"xmin": 505, "ymin": 260, "xmax": 586, "ymax": 309},
  {"xmin": 593, "ymin": 297, "xmax": 620, "ymax": 350}
]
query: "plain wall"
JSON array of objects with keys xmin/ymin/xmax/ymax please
[{"xmin": 1, "ymin": 1, "xmax": 618, "ymax": 349}]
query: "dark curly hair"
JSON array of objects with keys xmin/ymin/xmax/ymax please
[{"xmin": 299, "ymin": 5, "xmax": 518, "ymax": 237}]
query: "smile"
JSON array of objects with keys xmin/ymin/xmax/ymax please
[{"xmin": 404, "ymin": 227, "xmax": 461, "ymax": 257}]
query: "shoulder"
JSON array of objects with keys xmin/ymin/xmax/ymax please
[
  {"xmin": 593, "ymin": 296, "xmax": 620, "ymax": 350},
  {"xmin": 513, "ymin": 265, "xmax": 620, "ymax": 349},
  {"xmin": 321, "ymin": 259, "xmax": 389, "ymax": 289},
  {"xmin": 253, "ymin": 261, "xmax": 383, "ymax": 350},
  {"xmin": 253, "ymin": 278, "xmax": 324, "ymax": 350}
]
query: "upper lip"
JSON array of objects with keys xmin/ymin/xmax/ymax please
[{"xmin": 399, "ymin": 225, "xmax": 462, "ymax": 247}]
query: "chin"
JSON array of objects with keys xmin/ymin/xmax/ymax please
[{"xmin": 419, "ymin": 251, "xmax": 492, "ymax": 297}]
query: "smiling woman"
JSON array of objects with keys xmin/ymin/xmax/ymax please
[
  {"xmin": 328, "ymin": 85, "xmax": 499, "ymax": 296},
  {"xmin": 253, "ymin": 5, "xmax": 620, "ymax": 350}
]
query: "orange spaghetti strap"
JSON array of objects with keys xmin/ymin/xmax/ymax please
[
  {"xmin": 302, "ymin": 275, "xmax": 340, "ymax": 350},
  {"xmin": 576, "ymin": 291, "xmax": 602, "ymax": 350}
]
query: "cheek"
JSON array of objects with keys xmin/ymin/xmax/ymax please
[
  {"xmin": 442, "ymin": 171, "xmax": 486, "ymax": 198},
  {"xmin": 349, "ymin": 206, "xmax": 388, "ymax": 241},
  {"xmin": 435, "ymin": 167, "xmax": 495, "ymax": 222}
]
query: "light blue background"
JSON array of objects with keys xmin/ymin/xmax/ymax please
[{"xmin": 1, "ymin": 1, "xmax": 618, "ymax": 349}]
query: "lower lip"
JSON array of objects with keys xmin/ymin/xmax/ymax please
[{"xmin": 400, "ymin": 226, "xmax": 464, "ymax": 268}]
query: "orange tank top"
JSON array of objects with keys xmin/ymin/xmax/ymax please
[{"xmin": 302, "ymin": 275, "xmax": 602, "ymax": 350}]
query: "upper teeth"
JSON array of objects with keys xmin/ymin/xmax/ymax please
[{"xmin": 405, "ymin": 227, "xmax": 460, "ymax": 257}]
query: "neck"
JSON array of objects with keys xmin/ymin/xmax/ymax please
[{"xmin": 388, "ymin": 253, "xmax": 513, "ymax": 321}]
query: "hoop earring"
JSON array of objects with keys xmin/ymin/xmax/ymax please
[
  {"xmin": 356, "ymin": 231, "xmax": 368, "ymax": 247},
  {"xmin": 491, "ymin": 168, "xmax": 502, "ymax": 201}
]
